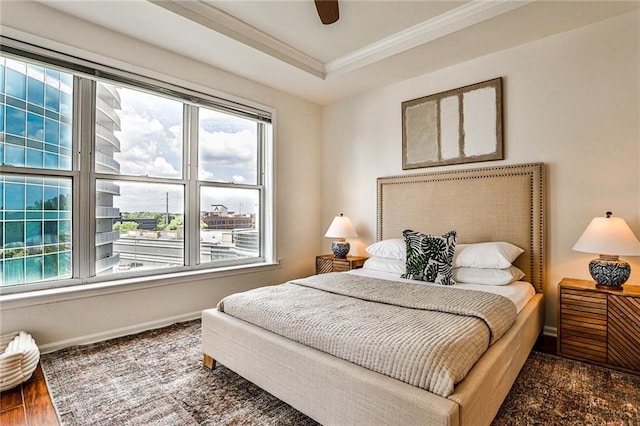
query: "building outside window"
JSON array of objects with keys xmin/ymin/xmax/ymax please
[
  {"xmin": 1, "ymin": 57, "xmax": 73, "ymax": 285},
  {"xmin": 0, "ymin": 47, "xmax": 273, "ymax": 293}
]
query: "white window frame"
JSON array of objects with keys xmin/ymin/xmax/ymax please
[{"xmin": 0, "ymin": 38, "xmax": 276, "ymax": 296}]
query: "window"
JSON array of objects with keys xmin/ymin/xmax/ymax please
[
  {"xmin": 94, "ymin": 83, "xmax": 186, "ymax": 276},
  {"xmin": 198, "ymin": 107, "xmax": 261, "ymax": 265},
  {"xmin": 0, "ymin": 47, "xmax": 273, "ymax": 293},
  {"xmin": 97, "ymin": 180, "xmax": 185, "ymax": 274}
]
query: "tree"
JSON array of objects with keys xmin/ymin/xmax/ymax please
[
  {"xmin": 166, "ymin": 216, "xmax": 184, "ymax": 230},
  {"xmin": 113, "ymin": 221, "xmax": 139, "ymax": 232}
]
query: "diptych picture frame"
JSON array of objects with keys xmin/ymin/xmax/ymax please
[{"xmin": 402, "ymin": 78, "xmax": 503, "ymax": 170}]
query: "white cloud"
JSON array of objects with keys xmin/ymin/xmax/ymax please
[
  {"xmin": 119, "ymin": 157, "xmax": 180, "ymax": 178},
  {"xmin": 108, "ymin": 87, "xmax": 259, "ymax": 212},
  {"xmin": 199, "ymin": 169, "xmax": 215, "ymax": 181},
  {"xmin": 113, "ymin": 181, "xmax": 184, "ymax": 213},
  {"xmin": 199, "ymin": 129, "xmax": 255, "ymax": 162},
  {"xmin": 113, "ymin": 87, "xmax": 183, "ymax": 179},
  {"xmin": 199, "ymin": 129, "xmax": 256, "ymax": 182}
]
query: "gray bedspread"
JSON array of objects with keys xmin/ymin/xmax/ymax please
[{"xmin": 218, "ymin": 272, "xmax": 517, "ymax": 397}]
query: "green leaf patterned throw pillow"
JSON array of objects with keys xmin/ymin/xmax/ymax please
[{"xmin": 401, "ymin": 229, "xmax": 457, "ymax": 285}]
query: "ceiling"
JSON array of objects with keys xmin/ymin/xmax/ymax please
[{"xmin": 40, "ymin": 0, "xmax": 639, "ymax": 105}]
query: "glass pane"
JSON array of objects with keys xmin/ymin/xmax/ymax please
[
  {"xmin": 198, "ymin": 108, "xmax": 258, "ymax": 184},
  {"xmin": 3, "ymin": 259, "xmax": 24, "ymax": 285},
  {"xmin": 26, "ymin": 148, "xmax": 43, "ymax": 169},
  {"xmin": 96, "ymin": 180, "xmax": 184, "ymax": 275},
  {"xmin": 45, "ymin": 84, "xmax": 60, "ymax": 112},
  {"xmin": 60, "ymin": 122, "xmax": 72, "ymax": 148},
  {"xmin": 1, "ymin": 174, "xmax": 73, "ymax": 286},
  {"xmin": 6, "ymin": 106, "xmax": 26, "ymax": 137},
  {"xmin": 200, "ymin": 186, "xmax": 260, "ymax": 264},
  {"xmin": 26, "ymin": 221, "xmax": 42, "ymax": 246},
  {"xmin": 27, "ymin": 75, "xmax": 45, "ymax": 107},
  {"xmin": 96, "ymin": 83, "xmax": 183, "ymax": 179},
  {"xmin": 25, "ymin": 256, "xmax": 43, "ymax": 282},
  {"xmin": 0, "ymin": 55, "xmax": 73, "ymax": 171},
  {"xmin": 44, "ymin": 118, "xmax": 59, "ymax": 144},
  {"xmin": 6, "ymin": 66, "xmax": 26, "ymax": 100},
  {"xmin": 27, "ymin": 113, "xmax": 44, "ymax": 140},
  {"xmin": 5, "ymin": 181, "xmax": 25, "ymax": 210}
]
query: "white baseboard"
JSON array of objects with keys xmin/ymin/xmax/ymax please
[
  {"xmin": 543, "ymin": 325, "xmax": 557, "ymax": 338},
  {"xmin": 39, "ymin": 311, "xmax": 202, "ymax": 354}
]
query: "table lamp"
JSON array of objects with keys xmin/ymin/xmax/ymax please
[
  {"xmin": 572, "ymin": 211, "xmax": 640, "ymax": 289},
  {"xmin": 325, "ymin": 213, "xmax": 357, "ymax": 258}
]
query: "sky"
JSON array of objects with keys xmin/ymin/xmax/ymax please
[{"xmin": 108, "ymin": 85, "xmax": 260, "ymax": 215}]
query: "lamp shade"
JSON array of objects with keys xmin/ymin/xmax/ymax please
[
  {"xmin": 573, "ymin": 214, "xmax": 640, "ymax": 256},
  {"xmin": 573, "ymin": 212, "xmax": 640, "ymax": 288},
  {"xmin": 324, "ymin": 214, "xmax": 358, "ymax": 239}
]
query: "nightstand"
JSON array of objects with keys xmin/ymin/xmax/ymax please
[
  {"xmin": 315, "ymin": 254, "xmax": 368, "ymax": 274},
  {"xmin": 557, "ymin": 277, "xmax": 640, "ymax": 375}
]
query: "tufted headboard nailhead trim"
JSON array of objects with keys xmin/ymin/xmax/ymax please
[{"xmin": 376, "ymin": 163, "xmax": 545, "ymax": 292}]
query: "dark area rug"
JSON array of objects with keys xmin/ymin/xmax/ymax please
[
  {"xmin": 41, "ymin": 320, "xmax": 639, "ymax": 425},
  {"xmin": 493, "ymin": 350, "xmax": 639, "ymax": 425}
]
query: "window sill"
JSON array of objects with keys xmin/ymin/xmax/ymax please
[{"xmin": 0, "ymin": 262, "xmax": 279, "ymax": 310}]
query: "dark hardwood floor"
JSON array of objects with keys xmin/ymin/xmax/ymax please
[
  {"xmin": 534, "ymin": 333, "xmax": 557, "ymax": 355},
  {"xmin": 0, "ymin": 364, "xmax": 58, "ymax": 425},
  {"xmin": 0, "ymin": 335, "xmax": 557, "ymax": 425}
]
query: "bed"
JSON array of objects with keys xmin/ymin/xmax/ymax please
[{"xmin": 202, "ymin": 162, "xmax": 545, "ymax": 426}]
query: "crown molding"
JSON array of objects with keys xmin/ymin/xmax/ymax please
[
  {"xmin": 149, "ymin": 0, "xmax": 326, "ymax": 79},
  {"xmin": 325, "ymin": 0, "xmax": 534, "ymax": 75},
  {"xmin": 149, "ymin": 0, "xmax": 532, "ymax": 80}
]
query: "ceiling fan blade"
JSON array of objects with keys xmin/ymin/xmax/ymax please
[{"xmin": 315, "ymin": 0, "xmax": 339, "ymax": 25}]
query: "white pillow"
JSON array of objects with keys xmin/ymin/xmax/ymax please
[
  {"xmin": 365, "ymin": 239, "xmax": 405, "ymax": 260},
  {"xmin": 453, "ymin": 242, "xmax": 524, "ymax": 269},
  {"xmin": 453, "ymin": 266, "xmax": 525, "ymax": 285},
  {"xmin": 362, "ymin": 256, "xmax": 406, "ymax": 274}
]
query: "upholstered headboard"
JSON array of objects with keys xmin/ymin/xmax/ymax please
[{"xmin": 377, "ymin": 163, "xmax": 545, "ymax": 292}]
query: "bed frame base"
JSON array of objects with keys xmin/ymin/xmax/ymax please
[
  {"xmin": 203, "ymin": 354, "xmax": 216, "ymax": 370},
  {"xmin": 202, "ymin": 293, "xmax": 544, "ymax": 426}
]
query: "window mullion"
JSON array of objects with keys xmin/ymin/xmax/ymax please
[
  {"xmin": 185, "ymin": 105, "xmax": 199, "ymax": 266},
  {"xmin": 262, "ymin": 122, "xmax": 275, "ymax": 263},
  {"xmin": 75, "ymin": 77, "xmax": 97, "ymax": 280}
]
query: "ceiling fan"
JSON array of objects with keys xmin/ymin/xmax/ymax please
[{"xmin": 315, "ymin": 0, "xmax": 339, "ymax": 25}]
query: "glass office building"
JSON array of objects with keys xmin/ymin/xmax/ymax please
[
  {"xmin": 1, "ymin": 57, "xmax": 74, "ymax": 285},
  {"xmin": 94, "ymin": 83, "xmax": 122, "ymax": 274},
  {"xmin": 0, "ymin": 56, "xmax": 122, "ymax": 284}
]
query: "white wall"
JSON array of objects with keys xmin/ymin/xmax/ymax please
[
  {"xmin": 321, "ymin": 11, "xmax": 640, "ymax": 331},
  {"xmin": 0, "ymin": 2, "xmax": 323, "ymax": 350}
]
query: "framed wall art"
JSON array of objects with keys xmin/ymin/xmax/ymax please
[{"xmin": 402, "ymin": 77, "xmax": 503, "ymax": 170}]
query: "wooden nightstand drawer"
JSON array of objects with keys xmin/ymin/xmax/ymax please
[
  {"xmin": 316, "ymin": 257, "xmax": 334, "ymax": 274},
  {"xmin": 331, "ymin": 259, "xmax": 352, "ymax": 272},
  {"xmin": 558, "ymin": 278, "xmax": 640, "ymax": 375},
  {"xmin": 315, "ymin": 255, "xmax": 368, "ymax": 274},
  {"xmin": 608, "ymin": 294, "xmax": 640, "ymax": 371},
  {"xmin": 559, "ymin": 288, "xmax": 608, "ymax": 363}
]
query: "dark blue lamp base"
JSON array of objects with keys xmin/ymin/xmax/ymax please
[
  {"xmin": 331, "ymin": 240, "xmax": 350, "ymax": 258},
  {"xmin": 589, "ymin": 255, "xmax": 630, "ymax": 289}
]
